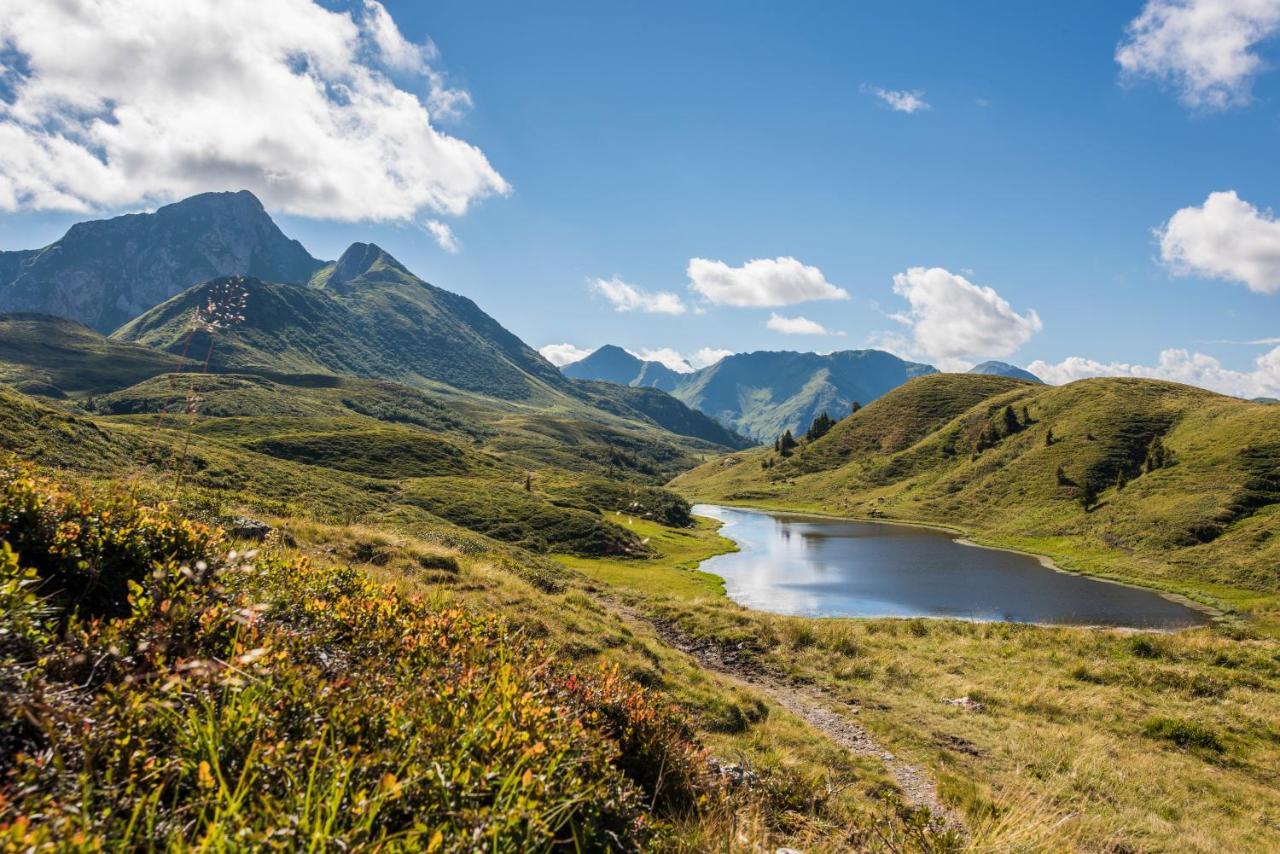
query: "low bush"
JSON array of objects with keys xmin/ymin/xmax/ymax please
[
  {"xmin": 0, "ymin": 463, "xmax": 719, "ymax": 850},
  {"xmin": 1141, "ymin": 717, "xmax": 1225, "ymax": 753}
]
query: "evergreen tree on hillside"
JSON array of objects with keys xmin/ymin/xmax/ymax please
[
  {"xmin": 849, "ymin": 401, "xmax": 862, "ymax": 417},
  {"xmin": 1144, "ymin": 436, "xmax": 1169, "ymax": 473},
  {"xmin": 1002, "ymin": 405, "xmax": 1021, "ymax": 436},
  {"xmin": 805, "ymin": 411, "xmax": 834, "ymax": 442},
  {"xmin": 778, "ymin": 429, "xmax": 798, "ymax": 457}
]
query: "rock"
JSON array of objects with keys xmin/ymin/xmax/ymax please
[
  {"xmin": 708, "ymin": 759, "xmax": 759, "ymax": 788},
  {"xmin": 943, "ymin": 696, "xmax": 984, "ymax": 712},
  {"xmin": 226, "ymin": 516, "xmax": 272, "ymax": 542}
]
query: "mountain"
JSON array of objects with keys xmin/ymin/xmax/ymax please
[
  {"xmin": 561, "ymin": 345, "xmax": 684, "ymax": 392},
  {"xmin": 670, "ymin": 350, "xmax": 937, "ymax": 441},
  {"xmin": 114, "ymin": 243, "xmax": 573, "ymax": 401},
  {"xmin": 674, "ymin": 374, "xmax": 1280, "ymax": 598},
  {"xmin": 573, "ymin": 380, "xmax": 752, "ymax": 450},
  {"xmin": 969, "ymin": 360, "xmax": 1043, "ymax": 383},
  {"xmin": 0, "ymin": 191, "xmax": 325, "ymax": 333},
  {"xmin": 0, "ymin": 313, "xmax": 189, "ymax": 397}
]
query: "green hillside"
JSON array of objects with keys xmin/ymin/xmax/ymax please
[
  {"xmin": 673, "ymin": 374, "xmax": 1280, "ymax": 626},
  {"xmin": 0, "ymin": 383, "xmax": 962, "ymax": 851},
  {"xmin": 0, "ymin": 313, "xmax": 191, "ymax": 396},
  {"xmin": 112, "ymin": 256, "xmax": 566, "ymax": 402}
]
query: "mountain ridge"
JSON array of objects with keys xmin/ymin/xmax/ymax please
[
  {"xmin": 968, "ymin": 360, "xmax": 1043, "ymax": 383},
  {"xmin": 561, "ymin": 345, "xmax": 685, "ymax": 392},
  {"xmin": 0, "ymin": 190, "xmax": 325, "ymax": 332},
  {"xmin": 563, "ymin": 346, "xmax": 937, "ymax": 441}
]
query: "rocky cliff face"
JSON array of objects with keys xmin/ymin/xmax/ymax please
[{"xmin": 0, "ymin": 191, "xmax": 324, "ymax": 333}]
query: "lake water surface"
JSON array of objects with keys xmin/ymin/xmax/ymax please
[{"xmin": 693, "ymin": 505, "xmax": 1210, "ymax": 628}]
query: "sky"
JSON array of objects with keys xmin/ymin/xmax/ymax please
[{"xmin": 1, "ymin": 1, "xmax": 1279, "ymax": 397}]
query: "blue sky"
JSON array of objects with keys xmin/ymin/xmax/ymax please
[{"xmin": 1, "ymin": 1, "xmax": 1279, "ymax": 395}]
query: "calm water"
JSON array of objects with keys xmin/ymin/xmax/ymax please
[{"xmin": 694, "ymin": 505, "xmax": 1210, "ymax": 628}]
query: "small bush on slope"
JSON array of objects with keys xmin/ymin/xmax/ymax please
[{"xmin": 0, "ymin": 462, "xmax": 716, "ymax": 850}]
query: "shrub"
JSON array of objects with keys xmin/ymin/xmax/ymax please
[
  {"xmin": 0, "ymin": 463, "xmax": 721, "ymax": 849},
  {"xmin": 1141, "ymin": 717, "xmax": 1225, "ymax": 753}
]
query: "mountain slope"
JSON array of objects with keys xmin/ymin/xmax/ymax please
[
  {"xmin": 0, "ymin": 191, "xmax": 324, "ymax": 332},
  {"xmin": 0, "ymin": 313, "xmax": 190, "ymax": 396},
  {"xmin": 561, "ymin": 345, "xmax": 684, "ymax": 392},
  {"xmin": 670, "ymin": 350, "xmax": 937, "ymax": 441},
  {"xmin": 673, "ymin": 375, "xmax": 1280, "ymax": 608},
  {"xmin": 572, "ymin": 380, "xmax": 752, "ymax": 450},
  {"xmin": 114, "ymin": 243, "xmax": 574, "ymax": 401},
  {"xmin": 969, "ymin": 360, "xmax": 1043, "ymax": 383}
]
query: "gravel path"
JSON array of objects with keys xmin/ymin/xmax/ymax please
[{"xmin": 630, "ymin": 610, "xmax": 965, "ymax": 833}]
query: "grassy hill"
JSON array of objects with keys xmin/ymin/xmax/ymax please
[
  {"xmin": 112, "ymin": 260, "xmax": 568, "ymax": 402},
  {"xmin": 0, "ymin": 382, "xmax": 966, "ymax": 850},
  {"xmin": 0, "ymin": 313, "xmax": 191, "ymax": 396},
  {"xmin": 673, "ymin": 374, "xmax": 1280, "ymax": 626}
]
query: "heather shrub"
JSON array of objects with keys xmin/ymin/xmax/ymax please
[{"xmin": 0, "ymin": 463, "xmax": 719, "ymax": 850}]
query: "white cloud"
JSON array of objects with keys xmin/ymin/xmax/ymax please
[
  {"xmin": 887, "ymin": 267, "xmax": 1042, "ymax": 370},
  {"xmin": 864, "ymin": 85, "xmax": 931, "ymax": 113},
  {"xmin": 590, "ymin": 277, "xmax": 686, "ymax": 315},
  {"xmin": 1028, "ymin": 346, "xmax": 1280, "ymax": 398},
  {"xmin": 1116, "ymin": 0, "xmax": 1280, "ymax": 110},
  {"xmin": 0, "ymin": 0, "xmax": 508, "ymax": 219},
  {"xmin": 630, "ymin": 348, "xmax": 694, "ymax": 373},
  {"xmin": 687, "ymin": 257, "xmax": 849, "ymax": 307},
  {"xmin": 1157, "ymin": 190, "xmax": 1280, "ymax": 294},
  {"xmin": 424, "ymin": 219, "xmax": 460, "ymax": 254},
  {"xmin": 539, "ymin": 343, "xmax": 593, "ymax": 367},
  {"xmin": 688, "ymin": 347, "xmax": 734, "ymax": 369},
  {"xmin": 766, "ymin": 312, "xmax": 845, "ymax": 336}
]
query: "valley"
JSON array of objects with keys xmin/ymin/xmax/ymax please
[{"xmin": 1, "ymin": 192, "xmax": 1277, "ymax": 852}]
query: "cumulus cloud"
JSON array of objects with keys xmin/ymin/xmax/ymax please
[
  {"xmin": 1116, "ymin": 0, "xmax": 1280, "ymax": 109},
  {"xmin": 0, "ymin": 0, "xmax": 508, "ymax": 219},
  {"xmin": 1028, "ymin": 346, "xmax": 1280, "ymax": 398},
  {"xmin": 630, "ymin": 348, "xmax": 694, "ymax": 373},
  {"xmin": 687, "ymin": 257, "xmax": 848, "ymax": 307},
  {"xmin": 1157, "ymin": 190, "xmax": 1280, "ymax": 294},
  {"xmin": 766, "ymin": 313, "xmax": 845, "ymax": 336},
  {"xmin": 424, "ymin": 219, "xmax": 461, "ymax": 254},
  {"xmin": 887, "ymin": 267, "xmax": 1042, "ymax": 370},
  {"xmin": 863, "ymin": 85, "xmax": 931, "ymax": 113},
  {"xmin": 591, "ymin": 277, "xmax": 686, "ymax": 315},
  {"xmin": 688, "ymin": 347, "xmax": 734, "ymax": 369},
  {"xmin": 538, "ymin": 343, "xmax": 593, "ymax": 367}
]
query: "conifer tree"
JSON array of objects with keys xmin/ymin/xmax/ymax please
[
  {"xmin": 1002, "ymin": 405, "xmax": 1020, "ymax": 436},
  {"xmin": 1144, "ymin": 436, "xmax": 1168, "ymax": 473},
  {"xmin": 779, "ymin": 429, "xmax": 797, "ymax": 456},
  {"xmin": 805, "ymin": 411, "xmax": 833, "ymax": 442}
]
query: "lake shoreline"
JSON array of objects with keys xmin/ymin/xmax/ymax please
[{"xmin": 691, "ymin": 503, "xmax": 1221, "ymax": 630}]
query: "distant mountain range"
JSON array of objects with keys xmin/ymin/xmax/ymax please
[
  {"xmin": 561, "ymin": 345, "xmax": 684, "ymax": 392},
  {"xmin": 0, "ymin": 188, "xmax": 1052, "ymax": 451},
  {"xmin": 0, "ymin": 191, "xmax": 748, "ymax": 451},
  {"xmin": 968, "ymin": 360, "xmax": 1043, "ymax": 383},
  {"xmin": 559, "ymin": 346, "xmax": 937, "ymax": 440},
  {"xmin": 0, "ymin": 191, "xmax": 324, "ymax": 333},
  {"xmin": 559, "ymin": 348, "xmax": 1047, "ymax": 440}
]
